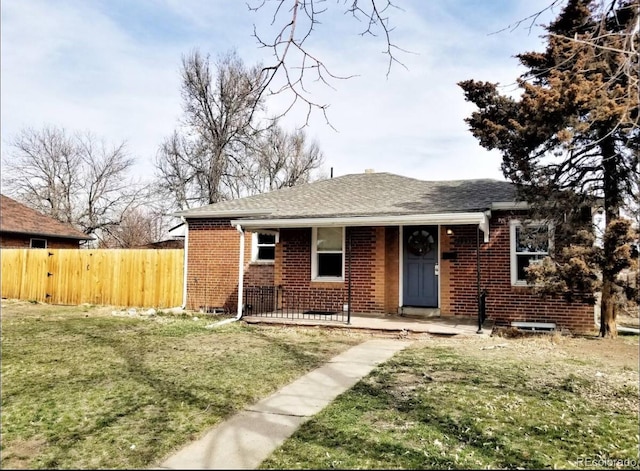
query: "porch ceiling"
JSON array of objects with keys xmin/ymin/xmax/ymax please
[{"xmin": 232, "ymin": 212, "xmax": 491, "ymax": 242}]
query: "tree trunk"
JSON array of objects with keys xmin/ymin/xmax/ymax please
[
  {"xmin": 599, "ymin": 135, "xmax": 621, "ymax": 338},
  {"xmin": 599, "ymin": 277, "xmax": 618, "ymax": 338}
]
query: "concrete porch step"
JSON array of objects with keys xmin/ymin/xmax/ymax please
[{"xmin": 400, "ymin": 307, "xmax": 441, "ymax": 318}]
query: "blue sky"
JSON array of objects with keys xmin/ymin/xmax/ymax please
[{"xmin": 1, "ymin": 0, "xmax": 561, "ymax": 184}]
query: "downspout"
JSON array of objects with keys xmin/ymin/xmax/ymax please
[
  {"xmin": 476, "ymin": 225, "xmax": 483, "ymax": 334},
  {"xmin": 180, "ymin": 217, "xmax": 188, "ymax": 309},
  {"xmin": 206, "ymin": 224, "xmax": 246, "ymax": 328},
  {"xmin": 347, "ymin": 228, "xmax": 352, "ymax": 325},
  {"xmin": 476, "ymin": 212, "xmax": 490, "ymax": 334},
  {"xmin": 166, "ymin": 217, "xmax": 188, "ymax": 313}
]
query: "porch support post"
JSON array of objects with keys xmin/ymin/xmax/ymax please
[
  {"xmin": 479, "ymin": 211, "xmax": 490, "ymax": 243},
  {"xmin": 235, "ymin": 224, "xmax": 245, "ymax": 319},
  {"xmin": 347, "ymin": 227, "xmax": 352, "ymax": 325},
  {"xmin": 476, "ymin": 225, "xmax": 483, "ymax": 334}
]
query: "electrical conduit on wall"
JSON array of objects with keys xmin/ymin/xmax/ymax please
[{"xmin": 181, "ymin": 217, "xmax": 188, "ymax": 309}]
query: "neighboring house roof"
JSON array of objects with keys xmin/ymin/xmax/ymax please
[
  {"xmin": 0, "ymin": 195, "xmax": 92, "ymax": 241},
  {"xmin": 174, "ymin": 172, "xmax": 519, "ymax": 221}
]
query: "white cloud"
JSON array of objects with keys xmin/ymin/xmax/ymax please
[
  {"xmin": 1, "ymin": 0, "xmax": 560, "ymax": 185},
  {"xmin": 265, "ymin": 0, "xmax": 557, "ymax": 181}
]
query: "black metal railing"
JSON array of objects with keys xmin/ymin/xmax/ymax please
[
  {"xmin": 243, "ymin": 286, "xmax": 348, "ymax": 323},
  {"xmin": 477, "ymin": 289, "xmax": 488, "ymax": 333}
]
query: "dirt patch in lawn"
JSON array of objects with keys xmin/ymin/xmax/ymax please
[
  {"xmin": 417, "ymin": 329, "xmax": 639, "ymax": 372},
  {"xmin": 1, "ymin": 437, "xmax": 47, "ymax": 470}
]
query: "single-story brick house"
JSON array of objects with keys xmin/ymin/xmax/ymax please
[
  {"xmin": 0, "ymin": 195, "xmax": 93, "ymax": 248},
  {"xmin": 174, "ymin": 171, "xmax": 595, "ymax": 332}
]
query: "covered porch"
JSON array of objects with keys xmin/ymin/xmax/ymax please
[
  {"xmin": 233, "ymin": 214, "xmax": 492, "ymax": 322},
  {"xmin": 241, "ymin": 284, "xmax": 490, "ymax": 336}
]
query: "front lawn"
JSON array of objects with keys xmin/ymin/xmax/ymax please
[
  {"xmin": 2, "ymin": 299, "xmax": 638, "ymax": 470},
  {"xmin": 261, "ymin": 333, "xmax": 640, "ymax": 470},
  {"xmin": 0, "ymin": 300, "xmax": 367, "ymax": 469}
]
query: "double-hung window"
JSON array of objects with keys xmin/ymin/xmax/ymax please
[
  {"xmin": 510, "ymin": 221, "xmax": 551, "ymax": 285},
  {"xmin": 312, "ymin": 227, "xmax": 344, "ymax": 280},
  {"xmin": 252, "ymin": 233, "xmax": 276, "ymax": 262}
]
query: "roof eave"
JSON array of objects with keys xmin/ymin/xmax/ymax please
[
  {"xmin": 172, "ymin": 209, "xmax": 273, "ymax": 218},
  {"xmin": 0, "ymin": 229, "xmax": 94, "ymax": 241},
  {"xmin": 491, "ymin": 201, "xmax": 529, "ymax": 210}
]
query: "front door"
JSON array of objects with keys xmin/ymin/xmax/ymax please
[{"xmin": 403, "ymin": 226, "xmax": 438, "ymax": 307}]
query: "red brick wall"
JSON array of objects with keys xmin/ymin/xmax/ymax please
[
  {"xmin": 246, "ymin": 263, "xmax": 274, "ymax": 286},
  {"xmin": 439, "ymin": 226, "xmax": 453, "ymax": 315},
  {"xmin": 351, "ymin": 226, "xmax": 385, "ymax": 312},
  {"xmin": 275, "ymin": 227, "xmax": 341, "ymax": 312},
  {"xmin": 0, "ymin": 234, "xmax": 80, "ymax": 249},
  {"xmin": 187, "ymin": 216, "xmax": 594, "ymax": 331},
  {"xmin": 384, "ymin": 227, "xmax": 400, "ymax": 313},
  {"xmin": 275, "ymin": 227, "xmax": 390, "ymax": 313},
  {"xmin": 440, "ymin": 224, "xmax": 483, "ymax": 318},
  {"xmin": 185, "ymin": 218, "xmax": 274, "ymax": 312},
  {"xmin": 440, "ymin": 214, "xmax": 595, "ymax": 332}
]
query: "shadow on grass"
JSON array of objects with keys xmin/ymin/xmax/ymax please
[
  {"xmin": 3, "ymin": 313, "xmax": 364, "ymax": 468},
  {"xmin": 263, "ymin": 346, "xmax": 638, "ymax": 469}
]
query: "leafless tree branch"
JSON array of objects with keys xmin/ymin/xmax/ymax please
[{"xmin": 247, "ymin": 0, "xmax": 407, "ymax": 126}]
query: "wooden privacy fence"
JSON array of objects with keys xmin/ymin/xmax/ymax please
[{"xmin": 1, "ymin": 249, "xmax": 184, "ymax": 308}]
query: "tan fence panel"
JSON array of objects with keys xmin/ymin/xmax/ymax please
[
  {"xmin": 1, "ymin": 249, "xmax": 28, "ymax": 300},
  {"xmin": 1, "ymin": 249, "xmax": 184, "ymax": 308},
  {"xmin": 0, "ymin": 249, "xmax": 50, "ymax": 301}
]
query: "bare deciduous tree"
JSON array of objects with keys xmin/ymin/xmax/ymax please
[
  {"xmin": 155, "ymin": 49, "xmax": 267, "ymax": 209},
  {"xmin": 98, "ymin": 207, "xmax": 166, "ymax": 248},
  {"xmin": 245, "ymin": 124, "xmax": 324, "ymax": 194},
  {"xmin": 3, "ymin": 126, "xmax": 148, "ymax": 246},
  {"xmin": 155, "ymin": 48, "xmax": 326, "ymax": 211},
  {"xmin": 3, "ymin": 126, "xmax": 80, "ymax": 225},
  {"xmin": 154, "ymin": 131, "xmax": 203, "ymax": 210},
  {"xmin": 246, "ymin": 1, "xmax": 638, "ymax": 127}
]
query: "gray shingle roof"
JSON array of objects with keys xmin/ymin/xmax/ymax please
[{"xmin": 175, "ymin": 172, "xmax": 517, "ymax": 220}]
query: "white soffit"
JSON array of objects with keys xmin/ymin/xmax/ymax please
[{"xmin": 232, "ymin": 212, "xmax": 491, "ymax": 242}]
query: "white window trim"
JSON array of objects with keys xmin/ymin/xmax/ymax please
[
  {"xmin": 510, "ymin": 220, "xmax": 553, "ymax": 286},
  {"xmin": 30, "ymin": 238, "xmax": 47, "ymax": 249},
  {"xmin": 250, "ymin": 232, "xmax": 276, "ymax": 264},
  {"xmin": 311, "ymin": 227, "xmax": 345, "ymax": 282}
]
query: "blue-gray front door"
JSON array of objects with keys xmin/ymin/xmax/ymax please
[{"xmin": 403, "ymin": 226, "xmax": 438, "ymax": 307}]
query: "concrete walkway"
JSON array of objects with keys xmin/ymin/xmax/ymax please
[{"xmin": 157, "ymin": 338, "xmax": 412, "ymax": 470}]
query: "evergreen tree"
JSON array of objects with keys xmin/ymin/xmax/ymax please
[{"xmin": 459, "ymin": 0, "xmax": 639, "ymax": 337}]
